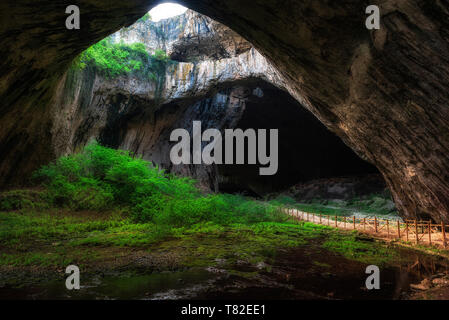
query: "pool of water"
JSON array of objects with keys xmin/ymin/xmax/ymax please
[
  {"xmin": 0, "ymin": 268, "xmax": 216, "ymax": 300},
  {"xmin": 1, "ymin": 247, "xmax": 447, "ymax": 300}
]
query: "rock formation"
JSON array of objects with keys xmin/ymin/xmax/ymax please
[
  {"xmin": 0, "ymin": 1, "xmax": 448, "ymax": 221},
  {"xmin": 49, "ymin": 10, "xmax": 376, "ymax": 195}
]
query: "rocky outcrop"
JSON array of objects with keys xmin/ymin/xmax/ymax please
[
  {"xmin": 287, "ymin": 175, "xmax": 389, "ymax": 202},
  {"xmin": 49, "ymin": 11, "xmax": 375, "ymax": 194},
  {"xmin": 109, "ymin": 80, "xmax": 377, "ymax": 195},
  {"xmin": 48, "ymin": 10, "xmax": 284, "ymax": 160},
  {"xmin": 110, "ymin": 10, "xmax": 251, "ymax": 62},
  {"xmin": 0, "ymin": 1, "xmax": 448, "ymax": 221},
  {"xmin": 46, "ymin": 11, "xmax": 284, "ymax": 192}
]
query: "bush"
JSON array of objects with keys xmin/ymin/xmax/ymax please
[
  {"xmin": 70, "ymin": 178, "xmax": 114, "ymax": 210},
  {"xmin": 33, "ymin": 141, "xmax": 198, "ymax": 211},
  {"xmin": 131, "ymin": 193, "xmax": 166, "ymax": 222},
  {"xmin": 0, "ymin": 190, "xmax": 48, "ymax": 211},
  {"xmin": 138, "ymin": 13, "xmax": 152, "ymax": 23},
  {"xmin": 33, "ymin": 142, "xmax": 286, "ymax": 226},
  {"xmin": 72, "ymin": 37, "xmax": 172, "ymax": 81}
]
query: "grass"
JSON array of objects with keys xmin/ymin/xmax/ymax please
[
  {"xmin": 0, "ymin": 142, "xmax": 423, "ymax": 288},
  {"xmin": 0, "ymin": 208, "xmax": 400, "ymax": 270},
  {"xmin": 322, "ymin": 231, "xmax": 398, "ymax": 265}
]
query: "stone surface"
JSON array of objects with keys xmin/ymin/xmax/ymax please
[
  {"xmin": 46, "ymin": 12, "xmax": 283, "ymax": 194},
  {"xmin": 109, "ymin": 10, "xmax": 251, "ymax": 61},
  {"xmin": 288, "ymin": 175, "xmax": 389, "ymax": 201},
  {"xmin": 0, "ymin": 1, "xmax": 448, "ymax": 221},
  {"xmin": 48, "ymin": 12, "xmax": 375, "ymax": 195}
]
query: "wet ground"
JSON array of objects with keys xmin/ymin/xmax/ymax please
[{"xmin": 1, "ymin": 243, "xmax": 448, "ymax": 300}]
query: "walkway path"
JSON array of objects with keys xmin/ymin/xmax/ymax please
[{"xmin": 284, "ymin": 208, "xmax": 448, "ymax": 249}]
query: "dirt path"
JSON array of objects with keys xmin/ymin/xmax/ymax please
[{"xmin": 284, "ymin": 208, "xmax": 449, "ymax": 250}]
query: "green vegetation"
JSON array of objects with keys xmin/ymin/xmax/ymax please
[
  {"xmin": 0, "ymin": 142, "xmax": 405, "ymax": 275},
  {"xmin": 31, "ymin": 142, "xmax": 286, "ymax": 227},
  {"xmin": 322, "ymin": 231, "xmax": 397, "ymax": 265},
  {"xmin": 273, "ymin": 195, "xmax": 398, "ymax": 217},
  {"xmin": 0, "ymin": 205, "xmax": 398, "ymax": 270},
  {"xmin": 0, "ymin": 189, "xmax": 48, "ymax": 211},
  {"xmin": 72, "ymin": 38, "xmax": 172, "ymax": 81},
  {"xmin": 2, "ymin": 141, "xmax": 431, "ymax": 296},
  {"xmin": 138, "ymin": 13, "xmax": 151, "ymax": 23}
]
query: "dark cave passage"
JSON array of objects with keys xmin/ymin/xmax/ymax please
[{"xmin": 216, "ymin": 82, "xmax": 379, "ymax": 195}]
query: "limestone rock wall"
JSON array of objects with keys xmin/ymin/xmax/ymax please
[
  {"xmin": 48, "ymin": 10, "xmax": 374, "ymax": 195},
  {"xmin": 46, "ymin": 10, "xmax": 286, "ymax": 193}
]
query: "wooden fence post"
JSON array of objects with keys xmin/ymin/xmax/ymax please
[
  {"xmin": 363, "ymin": 218, "xmax": 366, "ymax": 231},
  {"xmin": 328, "ymin": 215, "xmax": 330, "ymax": 226},
  {"xmin": 344, "ymin": 217, "xmax": 346, "ymax": 229},
  {"xmin": 374, "ymin": 216, "xmax": 378, "ymax": 233},
  {"xmin": 428, "ymin": 220, "xmax": 432, "ymax": 245},
  {"xmin": 335, "ymin": 215, "xmax": 338, "ymax": 228},
  {"xmin": 415, "ymin": 220, "xmax": 419, "ymax": 244},
  {"xmin": 319, "ymin": 213, "xmax": 322, "ymax": 224},
  {"xmin": 397, "ymin": 221, "xmax": 400, "ymax": 239},
  {"xmin": 442, "ymin": 222, "xmax": 447, "ymax": 248},
  {"xmin": 353, "ymin": 216, "xmax": 356, "ymax": 230},
  {"xmin": 405, "ymin": 221, "xmax": 408, "ymax": 241},
  {"xmin": 386, "ymin": 220, "xmax": 389, "ymax": 239}
]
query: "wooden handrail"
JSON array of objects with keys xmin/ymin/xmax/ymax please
[{"xmin": 283, "ymin": 207, "xmax": 449, "ymax": 249}]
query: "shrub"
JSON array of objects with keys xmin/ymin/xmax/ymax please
[
  {"xmin": 72, "ymin": 37, "xmax": 173, "ymax": 81},
  {"xmin": 131, "ymin": 193, "xmax": 166, "ymax": 222},
  {"xmin": 70, "ymin": 178, "xmax": 114, "ymax": 210},
  {"xmin": 33, "ymin": 142, "xmax": 286, "ymax": 226},
  {"xmin": 138, "ymin": 13, "xmax": 152, "ymax": 23},
  {"xmin": 0, "ymin": 190, "xmax": 48, "ymax": 211}
]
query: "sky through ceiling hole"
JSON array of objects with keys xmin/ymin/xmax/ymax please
[{"xmin": 149, "ymin": 3, "xmax": 188, "ymax": 22}]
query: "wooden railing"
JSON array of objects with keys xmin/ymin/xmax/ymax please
[{"xmin": 283, "ymin": 208, "xmax": 448, "ymax": 249}]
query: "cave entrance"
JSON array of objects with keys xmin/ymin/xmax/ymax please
[
  {"xmin": 136, "ymin": 79, "xmax": 380, "ymax": 197},
  {"xmin": 213, "ymin": 81, "xmax": 379, "ymax": 196},
  {"xmin": 75, "ymin": 7, "xmax": 382, "ymax": 198}
]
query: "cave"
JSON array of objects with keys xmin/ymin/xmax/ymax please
[
  {"xmin": 80, "ymin": 75, "xmax": 378, "ymax": 197},
  {"xmin": 1, "ymin": 0, "xmax": 449, "ymax": 302},
  {"xmin": 41, "ymin": 10, "xmax": 377, "ymax": 199},
  {"xmin": 0, "ymin": 1, "xmax": 449, "ymax": 221},
  {"xmin": 214, "ymin": 81, "xmax": 379, "ymax": 196}
]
